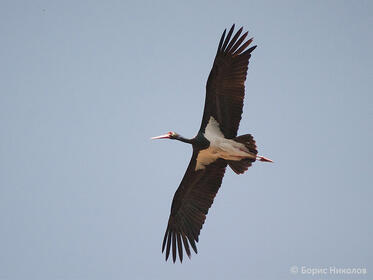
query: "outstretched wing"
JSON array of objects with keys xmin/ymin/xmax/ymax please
[
  {"xmin": 162, "ymin": 150, "xmax": 227, "ymax": 262},
  {"xmin": 200, "ymin": 24, "xmax": 257, "ymax": 139}
]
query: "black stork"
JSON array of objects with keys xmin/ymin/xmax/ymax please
[{"xmin": 152, "ymin": 24, "xmax": 273, "ymax": 263}]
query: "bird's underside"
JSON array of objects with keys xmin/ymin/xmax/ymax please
[
  {"xmin": 154, "ymin": 24, "xmax": 272, "ymax": 263},
  {"xmin": 195, "ymin": 116, "xmax": 257, "ymax": 172}
]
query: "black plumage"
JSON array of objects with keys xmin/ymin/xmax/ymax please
[{"xmin": 160, "ymin": 24, "xmax": 258, "ymax": 262}]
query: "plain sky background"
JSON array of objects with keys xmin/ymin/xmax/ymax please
[{"xmin": 0, "ymin": 0, "xmax": 372, "ymax": 279}]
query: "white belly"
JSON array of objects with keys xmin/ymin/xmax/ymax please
[{"xmin": 195, "ymin": 117, "xmax": 252, "ymax": 170}]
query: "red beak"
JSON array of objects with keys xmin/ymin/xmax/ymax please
[{"xmin": 151, "ymin": 133, "xmax": 171, "ymax": 140}]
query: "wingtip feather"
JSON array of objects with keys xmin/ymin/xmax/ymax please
[
  {"xmin": 217, "ymin": 28, "xmax": 227, "ymax": 53},
  {"xmin": 176, "ymin": 233, "xmax": 183, "ymax": 263},
  {"xmin": 165, "ymin": 230, "xmax": 171, "ymax": 261},
  {"xmin": 226, "ymin": 27, "xmax": 243, "ymax": 54},
  {"xmin": 172, "ymin": 232, "xmax": 177, "ymax": 263},
  {"xmin": 221, "ymin": 24, "xmax": 235, "ymax": 52}
]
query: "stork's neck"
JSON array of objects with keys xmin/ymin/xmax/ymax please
[{"xmin": 174, "ymin": 135, "xmax": 194, "ymax": 144}]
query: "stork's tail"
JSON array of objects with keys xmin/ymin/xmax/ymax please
[{"xmin": 228, "ymin": 134, "xmax": 257, "ymax": 175}]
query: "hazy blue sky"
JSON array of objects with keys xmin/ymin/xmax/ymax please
[{"xmin": 1, "ymin": 0, "xmax": 372, "ymax": 279}]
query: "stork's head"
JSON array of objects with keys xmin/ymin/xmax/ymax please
[{"xmin": 151, "ymin": 131, "xmax": 178, "ymax": 140}]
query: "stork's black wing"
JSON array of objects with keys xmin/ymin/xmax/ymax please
[
  {"xmin": 200, "ymin": 24, "xmax": 256, "ymax": 139},
  {"xmin": 162, "ymin": 149, "xmax": 227, "ymax": 262}
]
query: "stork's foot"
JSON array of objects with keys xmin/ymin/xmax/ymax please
[{"xmin": 257, "ymin": 155, "xmax": 273, "ymax": 163}]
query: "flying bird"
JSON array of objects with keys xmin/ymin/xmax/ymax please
[{"xmin": 152, "ymin": 24, "xmax": 272, "ymax": 263}]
